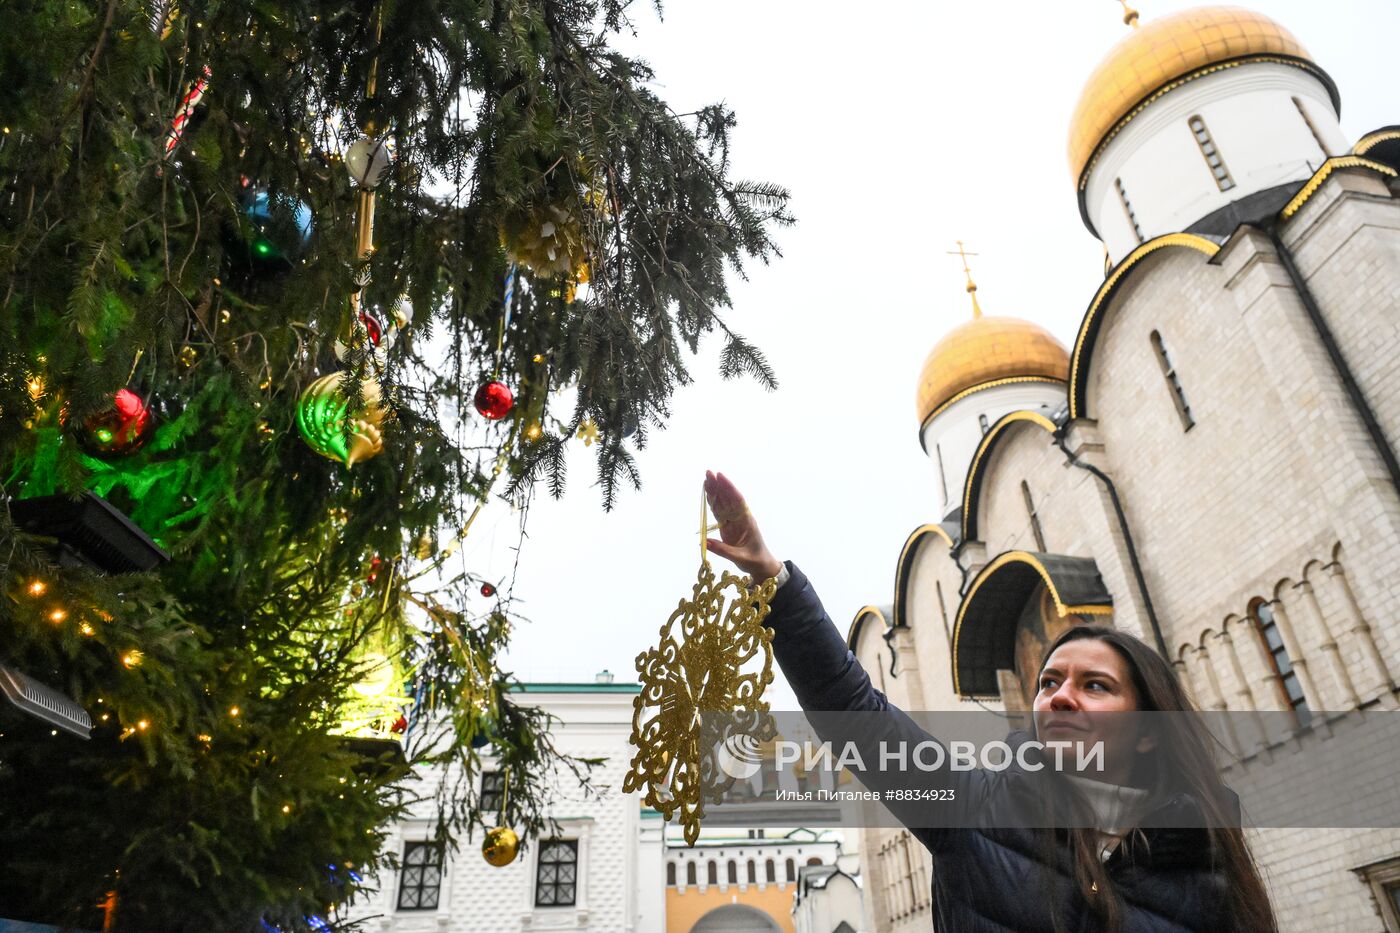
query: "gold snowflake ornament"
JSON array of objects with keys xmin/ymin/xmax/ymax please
[{"xmin": 623, "ymin": 552, "xmax": 778, "ymax": 845}]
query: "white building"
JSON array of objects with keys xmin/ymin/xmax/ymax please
[
  {"xmin": 346, "ymin": 673, "xmax": 665, "ymax": 932},
  {"xmin": 853, "ymin": 5, "xmax": 1400, "ymax": 931},
  {"xmin": 791, "ymin": 864, "xmax": 863, "ymax": 933}
]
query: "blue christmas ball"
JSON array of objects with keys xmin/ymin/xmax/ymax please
[{"xmin": 238, "ymin": 187, "xmax": 314, "ymax": 264}]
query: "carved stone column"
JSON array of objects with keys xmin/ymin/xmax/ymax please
[
  {"xmin": 1294, "ymin": 579, "xmax": 1359, "ymax": 710},
  {"xmin": 1324, "ymin": 560, "xmax": 1395, "ymax": 702}
]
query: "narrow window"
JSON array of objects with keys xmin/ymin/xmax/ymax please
[
  {"xmin": 1253, "ymin": 600, "xmax": 1311, "ymax": 729},
  {"xmin": 479, "ymin": 771, "xmax": 504, "ymax": 815},
  {"xmin": 1115, "ymin": 177, "xmax": 1145, "ymax": 243},
  {"xmin": 935, "ymin": 580, "xmax": 952, "ymax": 649},
  {"xmin": 747, "ymin": 859, "xmax": 756, "ymax": 883},
  {"xmin": 1187, "ymin": 115, "xmax": 1236, "ymax": 191},
  {"xmin": 1150, "ymin": 330, "xmax": 1195, "ymax": 430},
  {"xmin": 534, "ymin": 839, "xmax": 578, "ymax": 906},
  {"xmin": 686, "ymin": 861, "xmax": 697, "ymax": 885},
  {"xmin": 934, "ymin": 443, "xmax": 950, "ymax": 506},
  {"xmin": 765, "ymin": 859, "xmax": 776, "ymax": 883},
  {"xmin": 706, "ymin": 860, "xmax": 717, "ymax": 885},
  {"xmin": 727, "ymin": 860, "xmax": 738, "ymax": 884},
  {"xmin": 978, "ymin": 413, "xmax": 990, "ymax": 434},
  {"xmin": 397, "ymin": 842, "xmax": 443, "ymax": 910},
  {"xmin": 1021, "ymin": 480, "xmax": 1047, "ymax": 552},
  {"xmin": 786, "ymin": 858, "xmax": 796, "ymax": 881},
  {"xmin": 667, "ymin": 862, "xmax": 676, "ymax": 886},
  {"xmin": 1292, "ymin": 96, "xmax": 1331, "ymax": 160}
]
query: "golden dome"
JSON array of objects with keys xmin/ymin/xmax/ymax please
[
  {"xmin": 916, "ymin": 315, "xmax": 1070, "ymax": 427},
  {"xmin": 1068, "ymin": 6, "xmax": 1318, "ymax": 185}
]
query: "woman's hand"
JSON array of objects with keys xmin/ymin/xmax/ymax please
[{"xmin": 703, "ymin": 470, "xmax": 783, "ymax": 581}]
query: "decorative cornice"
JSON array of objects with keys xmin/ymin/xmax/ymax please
[
  {"xmin": 919, "ymin": 376, "xmax": 1067, "ymax": 441},
  {"xmin": 960, "ymin": 411, "xmax": 1058, "ymax": 544},
  {"xmin": 1352, "ymin": 129, "xmax": 1400, "ymax": 157},
  {"xmin": 1278, "ymin": 156, "xmax": 1397, "ymax": 221},
  {"xmin": 1069, "ymin": 233, "xmax": 1221, "ymax": 420},
  {"xmin": 892, "ymin": 524, "xmax": 955, "ymax": 629},
  {"xmin": 952, "ymin": 551, "xmax": 1113, "ymax": 696},
  {"xmin": 846, "ymin": 605, "xmax": 889, "ymax": 651}
]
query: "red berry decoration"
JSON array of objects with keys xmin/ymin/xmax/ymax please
[
  {"xmin": 480, "ymin": 582, "xmax": 496, "ymax": 598},
  {"xmin": 79, "ymin": 389, "xmax": 153, "ymax": 458},
  {"xmin": 473, "ymin": 380, "xmax": 514, "ymax": 421},
  {"xmin": 389, "ymin": 715, "xmax": 409, "ymax": 735},
  {"xmin": 367, "ymin": 556, "xmax": 383, "ymax": 584}
]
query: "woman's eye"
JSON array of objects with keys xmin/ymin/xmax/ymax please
[
  {"xmin": 1039, "ymin": 678, "xmax": 1058, "ymax": 690},
  {"xmin": 1087, "ymin": 681, "xmax": 1108, "ymax": 692}
]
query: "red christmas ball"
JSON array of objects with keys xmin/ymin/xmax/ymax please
[
  {"xmin": 480, "ymin": 582, "xmax": 496, "ymax": 598},
  {"xmin": 389, "ymin": 715, "xmax": 409, "ymax": 735},
  {"xmin": 473, "ymin": 381, "xmax": 514, "ymax": 421},
  {"xmin": 359, "ymin": 310, "xmax": 383, "ymax": 347},
  {"xmin": 79, "ymin": 389, "xmax": 153, "ymax": 458}
]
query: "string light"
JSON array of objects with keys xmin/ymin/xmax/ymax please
[
  {"xmin": 26, "ymin": 376, "xmax": 44, "ymax": 400},
  {"xmin": 229, "ymin": 706, "xmax": 241, "ymax": 717},
  {"xmin": 122, "ymin": 650, "xmax": 143, "ymax": 668},
  {"xmin": 282, "ymin": 804, "xmax": 292, "ymax": 814},
  {"xmin": 137, "ymin": 720, "xmax": 149, "ymax": 731},
  {"xmin": 27, "ymin": 580, "xmax": 46, "ymax": 597},
  {"xmin": 48, "ymin": 608, "xmax": 67, "ymax": 624},
  {"xmin": 79, "ymin": 622, "xmax": 95, "ymax": 637}
]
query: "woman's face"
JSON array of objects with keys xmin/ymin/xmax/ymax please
[{"xmin": 1033, "ymin": 638, "xmax": 1149, "ymax": 783}]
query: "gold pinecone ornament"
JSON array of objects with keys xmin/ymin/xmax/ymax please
[{"xmin": 500, "ymin": 200, "xmax": 592, "ymax": 288}]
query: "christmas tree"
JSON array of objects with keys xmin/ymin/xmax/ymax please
[{"xmin": 0, "ymin": 0, "xmax": 790, "ymax": 928}]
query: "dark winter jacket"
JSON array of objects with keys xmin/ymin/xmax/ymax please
[{"xmin": 767, "ymin": 561, "xmax": 1235, "ymax": 933}]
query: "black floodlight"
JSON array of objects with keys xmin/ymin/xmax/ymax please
[
  {"xmin": 0, "ymin": 663, "xmax": 92, "ymax": 739},
  {"xmin": 340, "ymin": 736, "xmax": 409, "ymax": 779},
  {"xmin": 10, "ymin": 492, "xmax": 169, "ymax": 574}
]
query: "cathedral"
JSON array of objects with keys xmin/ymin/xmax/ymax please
[{"xmin": 848, "ymin": 6, "xmax": 1400, "ymax": 931}]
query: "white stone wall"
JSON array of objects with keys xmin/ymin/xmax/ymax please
[
  {"xmin": 344, "ymin": 688, "xmax": 652, "ymax": 933},
  {"xmin": 920, "ymin": 381, "xmax": 1069, "ymax": 521}
]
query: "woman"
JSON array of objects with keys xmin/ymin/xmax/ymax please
[{"xmin": 702, "ymin": 470, "xmax": 1276, "ymax": 933}]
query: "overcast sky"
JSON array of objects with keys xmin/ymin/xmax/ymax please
[{"xmin": 450, "ymin": 1, "xmax": 1400, "ymax": 707}]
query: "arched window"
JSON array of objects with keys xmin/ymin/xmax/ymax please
[
  {"xmin": 1253, "ymin": 600, "xmax": 1312, "ymax": 728},
  {"xmin": 785, "ymin": 858, "xmax": 796, "ymax": 881},
  {"xmin": 978, "ymin": 413, "xmax": 990, "ymax": 435},
  {"xmin": 727, "ymin": 860, "xmax": 738, "ymax": 884},
  {"xmin": 1021, "ymin": 480, "xmax": 1047, "ymax": 552},
  {"xmin": 706, "ymin": 860, "xmax": 717, "ymax": 885},
  {"xmin": 686, "ymin": 861, "xmax": 696, "ymax": 885},
  {"xmin": 1150, "ymin": 330, "xmax": 1195, "ymax": 430},
  {"xmin": 1115, "ymin": 177, "xmax": 1145, "ymax": 243},
  {"xmin": 1188, "ymin": 115, "xmax": 1235, "ymax": 191},
  {"xmin": 807, "ymin": 856, "xmax": 822, "ymax": 866},
  {"xmin": 666, "ymin": 862, "xmax": 676, "ymax": 887},
  {"xmin": 765, "ymin": 859, "xmax": 776, "ymax": 883},
  {"xmin": 747, "ymin": 859, "xmax": 756, "ymax": 883}
]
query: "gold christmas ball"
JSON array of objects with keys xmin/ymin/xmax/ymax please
[{"xmin": 482, "ymin": 826, "xmax": 519, "ymax": 867}]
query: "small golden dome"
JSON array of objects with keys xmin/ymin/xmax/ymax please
[
  {"xmin": 1068, "ymin": 6, "xmax": 1318, "ymax": 185},
  {"xmin": 916, "ymin": 315, "xmax": 1070, "ymax": 427}
]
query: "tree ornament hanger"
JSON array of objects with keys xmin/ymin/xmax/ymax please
[{"xmin": 621, "ymin": 489, "xmax": 778, "ymax": 845}]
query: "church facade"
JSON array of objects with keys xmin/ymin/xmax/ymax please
[{"xmin": 851, "ymin": 6, "xmax": 1400, "ymax": 931}]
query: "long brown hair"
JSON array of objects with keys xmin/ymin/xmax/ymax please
[{"xmin": 1037, "ymin": 625, "xmax": 1277, "ymax": 933}]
